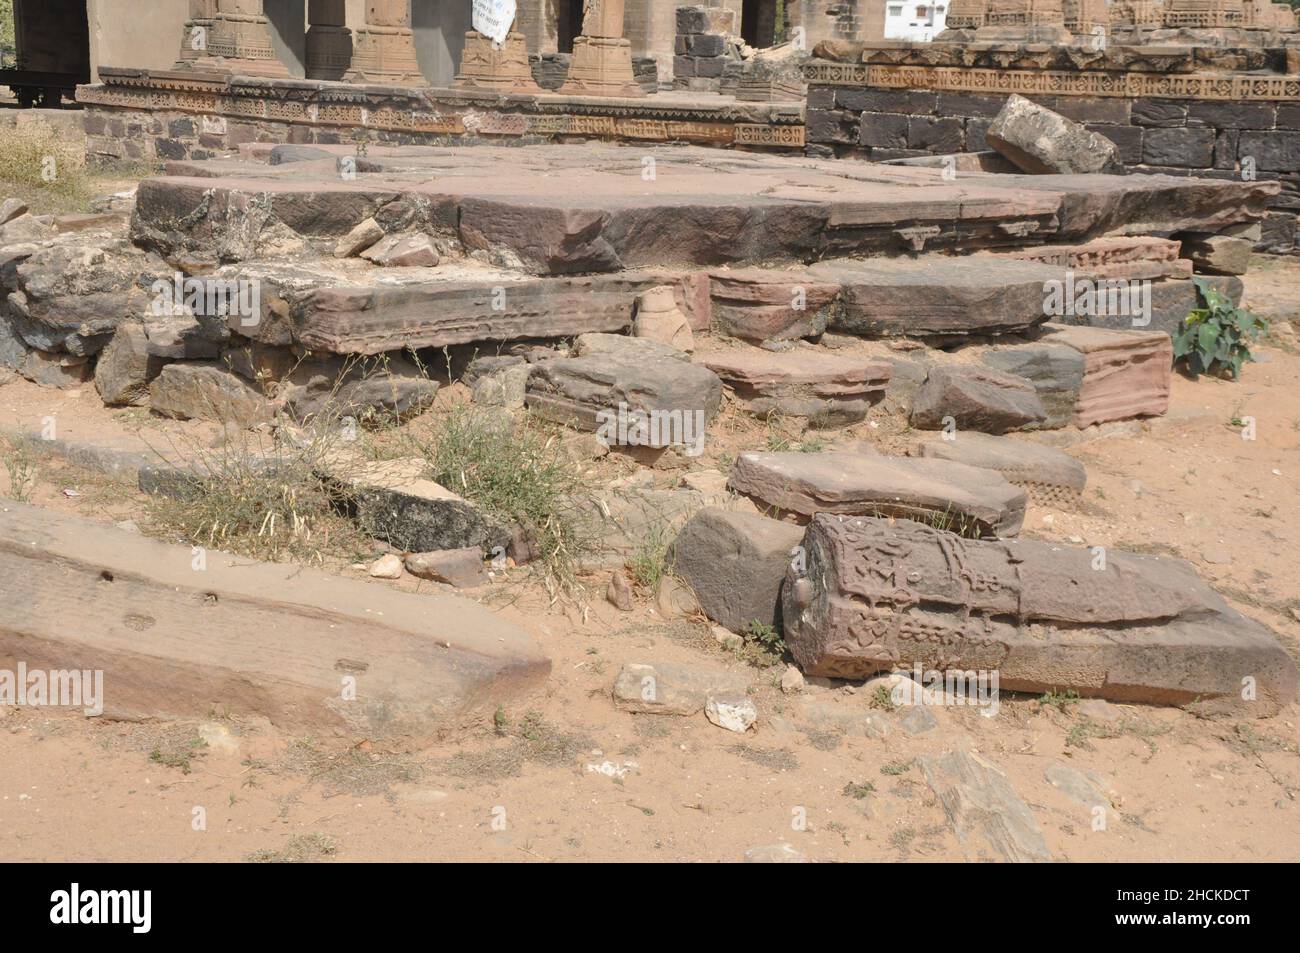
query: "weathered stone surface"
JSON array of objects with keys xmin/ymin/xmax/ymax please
[
  {"xmin": 729, "ymin": 450, "xmax": 1027, "ymax": 537},
  {"xmin": 980, "ymin": 344, "xmax": 1085, "ymax": 429},
  {"xmin": 405, "ymin": 548, "xmax": 489, "ymax": 588},
  {"xmin": 708, "ymin": 269, "xmax": 840, "ymax": 343},
  {"xmin": 0, "ymin": 501, "xmax": 548, "ymax": 736},
  {"xmin": 612, "ymin": 661, "xmax": 747, "ymax": 715},
  {"xmin": 810, "ymin": 257, "xmax": 1064, "ymax": 340},
  {"xmin": 284, "ymin": 272, "xmax": 703, "ymax": 356},
  {"xmin": 987, "ymin": 95, "xmax": 1124, "ymax": 176},
  {"xmin": 1180, "ymin": 234, "xmax": 1251, "ymax": 276},
  {"xmin": 10, "ymin": 243, "xmax": 142, "ymax": 355},
  {"xmin": 919, "ymin": 433, "xmax": 1087, "ymax": 506},
  {"xmin": 279, "ymin": 354, "xmax": 439, "ymax": 423},
  {"xmin": 324, "ymin": 457, "xmax": 511, "ymax": 555},
  {"xmin": 633, "ymin": 286, "xmax": 694, "ymax": 352},
  {"xmin": 142, "ymin": 309, "xmax": 227, "ymax": 360},
  {"xmin": 19, "ymin": 350, "xmax": 93, "ymax": 389},
  {"xmin": 360, "ymin": 233, "xmax": 440, "ymax": 268},
  {"xmin": 921, "ymin": 751, "xmax": 1053, "ymax": 863},
  {"xmin": 0, "ymin": 315, "xmax": 30, "ymax": 370},
  {"xmin": 131, "ymin": 145, "xmax": 1275, "ymax": 272},
  {"xmin": 573, "ymin": 331, "xmax": 689, "ymax": 364},
  {"xmin": 471, "ymin": 364, "xmax": 531, "ymax": 409},
  {"xmin": 1042, "ymin": 324, "xmax": 1172, "ymax": 427},
  {"xmin": 0, "ymin": 198, "xmax": 28, "ymax": 226},
  {"xmin": 706, "ymin": 693, "xmax": 758, "ymax": 733},
  {"xmin": 699, "ymin": 348, "xmax": 891, "ymax": 425},
  {"xmin": 783, "ymin": 515, "xmax": 1299, "ymax": 714},
  {"xmin": 94, "ymin": 323, "xmax": 165, "ymax": 407},
  {"xmin": 149, "ymin": 363, "xmax": 276, "ymax": 427},
  {"xmin": 668, "ymin": 507, "xmax": 805, "ymax": 634},
  {"xmin": 911, "ymin": 365, "xmax": 1048, "ymax": 434},
  {"xmin": 994, "ymin": 236, "xmax": 1191, "ymax": 281},
  {"xmin": 528, "ymin": 340, "xmax": 722, "ymax": 448}
]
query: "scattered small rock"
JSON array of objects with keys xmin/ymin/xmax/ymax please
[
  {"xmin": 780, "ymin": 665, "xmax": 805, "ymax": 695},
  {"xmin": 369, "ymin": 554, "xmax": 405, "ymax": 579},
  {"xmin": 606, "ymin": 570, "xmax": 633, "ymax": 611},
  {"xmin": 705, "ymin": 693, "xmax": 757, "ymax": 733}
]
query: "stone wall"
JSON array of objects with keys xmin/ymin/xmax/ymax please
[
  {"xmin": 77, "ymin": 68, "xmax": 806, "ymax": 164},
  {"xmin": 804, "ymin": 47, "xmax": 1300, "ymax": 252}
]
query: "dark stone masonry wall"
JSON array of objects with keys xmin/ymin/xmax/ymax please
[{"xmin": 807, "ymin": 85, "xmax": 1300, "ymax": 253}]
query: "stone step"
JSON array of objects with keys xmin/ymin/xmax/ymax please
[
  {"xmin": 1041, "ymin": 323, "xmax": 1173, "ymax": 428},
  {"xmin": 0, "ymin": 502, "xmax": 549, "ymax": 736},
  {"xmin": 130, "ymin": 143, "xmax": 1275, "ymax": 273}
]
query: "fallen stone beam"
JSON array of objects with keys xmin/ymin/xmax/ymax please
[
  {"xmin": 0, "ymin": 503, "xmax": 548, "ymax": 735},
  {"xmin": 729, "ymin": 449, "xmax": 1027, "ymax": 537},
  {"xmin": 783, "ymin": 515, "xmax": 1299, "ymax": 715}
]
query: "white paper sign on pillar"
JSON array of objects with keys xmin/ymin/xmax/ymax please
[{"xmin": 472, "ymin": 0, "xmax": 518, "ymax": 45}]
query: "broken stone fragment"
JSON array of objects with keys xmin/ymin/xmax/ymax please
[
  {"xmin": 612, "ymin": 661, "xmax": 748, "ymax": 715},
  {"xmin": 334, "ymin": 218, "xmax": 385, "ymax": 258},
  {"xmin": 369, "ymin": 554, "xmax": 405, "ymax": 579},
  {"xmin": 918, "ymin": 433, "xmax": 1087, "ymax": 506},
  {"xmin": 323, "ymin": 456, "xmax": 511, "ymax": 555},
  {"xmin": 986, "ymin": 94, "xmax": 1125, "ymax": 176},
  {"xmin": 149, "ymin": 362, "xmax": 277, "ymax": 427},
  {"xmin": 1040, "ymin": 323, "xmax": 1172, "ymax": 428},
  {"xmin": 730, "ymin": 449, "xmax": 1027, "ymax": 537},
  {"xmin": 11, "ymin": 242, "xmax": 143, "ymax": 355},
  {"xmin": 705, "ymin": 693, "xmax": 757, "ymax": 733},
  {"xmin": 699, "ymin": 348, "xmax": 892, "ymax": 426},
  {"xmin": 278, "ymin": 353, "xmax": 439, "ymax": 423},
  {"xmin": 668, "ymin": 507, "xmax": 805, "ymax": 634},
  {"xmin": 360, "ymin": 233, "xmax": 440, "ymax": 268},
  {"xmin": 1179, "ymin": 233, "xmax": 1251, "ymax": 277},
  {"xmin": 94, "ymin": 323, "xmax": 166, "ymax": 407},
  {"xmin": 0, "ymin": 314, "xmax": 30, "ymax": 371},
  {"xmin": 910, "ymin": 365, "xmax": 1049, "ymax": 435},
  {"xmin": 708, "ymin": 269, "xmax": 839, "ymax": 343},
  {"xmin": 782, "ymin": 515, "xmax": 1299, "ymax": 715},
  {"xmin": 921, "ymin": 751, "xmax": 1053, "ymax": 863},
  {"xmin": 0, "ymin": 198, "xmax": 29, "ymax": 226},
  {"xmin": 980, "ymin": 344, "xmax": 1084, "ymax": 430},
  {"xmin": 527, "ymin": 337, "xmax": 722, "ymax": 450},
  {"xmin": 470, "ymin": 364, "xmax": 531, "ymax": 409},
  {"xmin": 404, "ymin": 548, "xmax": 489, "ymax": 589},
  {"xmin": 606, "ymin": 570, "xmax": 634, "ymax": 611},
  {"xmin": 572, "ymin": 332, "xmax": 689, "ymax": 363},
  {"xmin": 19, "ymin": 350, "xmax": 93, "ymax": 389},
  {"xmin": 633, "ymin": 286, "xmax": 694, "ymax": 352},
  {"xmin": 809, "ymin": 256, "xmax": 1062, "ymax": 340}
]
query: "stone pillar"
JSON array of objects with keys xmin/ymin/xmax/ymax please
[
  {"xmin": 185, "ymin": 0, "xmax": 290, "ymax": 76},
  {"xmin": 345, "ymin": 0, "xmax": 427, "ymax": 86},
  {"xmin": 454, "ymin": 15, "xmax": 544, "ymax": 94},
  {"xmin": 304, "ymin": 0, "xmax": 353, "ymax": 80},
  {"xmin": 175, "ymin": 0, "xmax": 218, "ymax": 68},
  {"xmin": 559, "ymin": 0, "xmax": 644, "ymax": 98}
]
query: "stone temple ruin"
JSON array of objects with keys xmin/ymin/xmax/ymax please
[{"xmin": 1, "ymin": 0, "xmax": 1298, "ymax": 739}]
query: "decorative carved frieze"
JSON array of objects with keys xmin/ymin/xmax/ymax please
[{"xmin": 802, "ymin": 61, "xmax": 1300, "ymax": 100}]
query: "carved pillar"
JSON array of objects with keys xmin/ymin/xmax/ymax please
[
  {"xmin": 306, "ymin": 0, "xmax": 352, "ymax": 80},
  {"xmin": 175, "ymin": 0, "xmax": 219, "ymax": 68},
  {"xmin": 454, "ymin": 13, "xmax": 544, "ymax": 94},
  {"xmin": 344, "ymin": 0, "xmax": 427, "ymax": 87},
  {"xmin": 187, "ymin": 0, "xmax": 291, "ymax": 76},
  {"xmin": 559, "ymin": 0, "xmax": 644, "ymax": 98}
]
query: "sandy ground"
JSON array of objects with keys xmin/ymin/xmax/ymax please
[{"xmin": 1, "ymin": 261, "xmax": 1299, "ymax": 863}]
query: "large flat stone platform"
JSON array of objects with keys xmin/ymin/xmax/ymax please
[{"xmin": 131, "ymin": 143, "xmax": 1278, "ymax": 275}]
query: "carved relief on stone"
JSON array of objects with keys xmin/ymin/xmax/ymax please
[
  {"xmin": 944, "ymin": 0, "xmax": 991, "ymax": 31},
  {"xmin": 1108, "ymin": 0, "xmax": 1168, "ymax": 30},
  {"xmin": 975, "ymin": 0, "xmax": 1075, "ymax": 41},
  {"xmin": 345, "ymin": 0, "xmax": 427, "ymax": 86},
  {"xmin": 1162, "ymin": 0, "xmax": 1246, "ymax": 28},
  {"xmin": 559, "ymin": 0, "xmax": 644, "ymax": 98}
]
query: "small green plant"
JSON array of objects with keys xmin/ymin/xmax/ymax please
[
  {"xmin": 868, "ymin": 684, "xmax": 897, "ymax": 711},
  {"xmin": 1038, "ymin": 688, "xmax": 1081, "ymax": 712},
  {"xmin": 1174, "ymin": 277, "xmax": 1269, "ymax": 380},
  {"xmin": 745, "ymin": 619, "xmax": 786, "ymax": 657},
  {"xmin": 1, "ymin": 437, "xmax": 39, "ymax": 502},
  {"xmin": 881, "ymin": 758, "xmax": 914, "ymax": 776},
  {"xmin": 149, "ymin": 736, "xmax": 208, "ymax": 775},
  {"xmin": 628, "ymin": 523, "xmax": 673, "ymax": 592},
  {"xmin": 842, "ymin": 781, "xmax": 876, "ymax": 799},
  {"xmin": 407, "ymin": 404, "xmax": 591, "ymax": 599}
]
